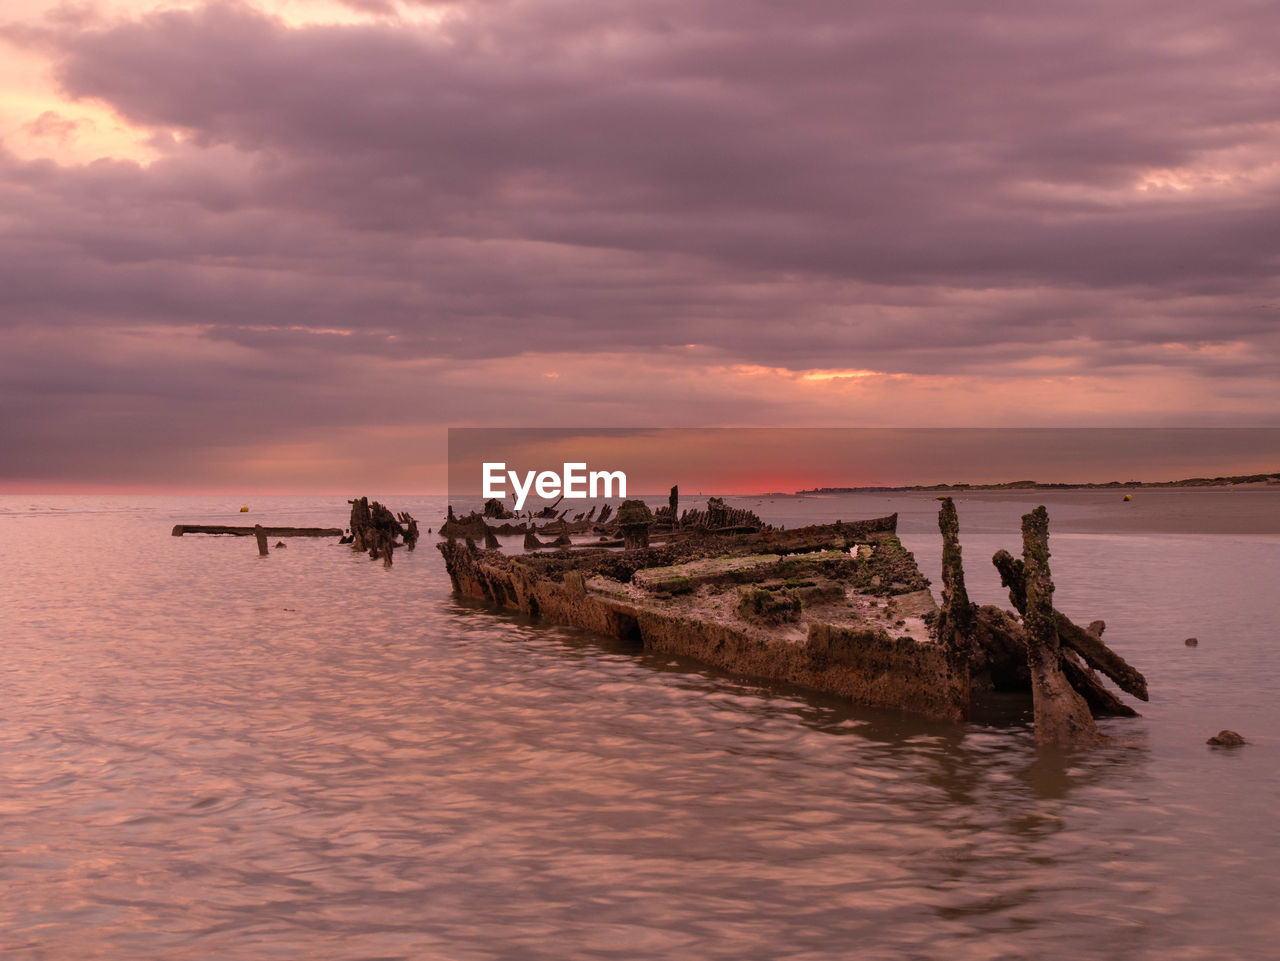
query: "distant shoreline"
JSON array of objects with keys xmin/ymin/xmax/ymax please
[{"xmin": 789, "ymin": 471, "xmax": 1280, "ymax": 496}]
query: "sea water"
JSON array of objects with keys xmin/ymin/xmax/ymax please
[{"xmin": 1, "ymin": 491, "xmax": 1276, "ymax": 960}]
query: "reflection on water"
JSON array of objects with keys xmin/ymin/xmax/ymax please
[{"xmin": 0, "ymin": 494, "xmax": 1277, "ymax": 960}]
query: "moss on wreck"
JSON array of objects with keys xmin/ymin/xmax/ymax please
[
  {"xmin": 769, "ymin": 536, "xmax": 928, "ymax": 596},
  {"xmin": 863, "ymin": 535, "xmax": 931, "ymax": 593},
  {"xmin": 738, "ymin": 586, "xmax": 802, "ymax": 623}
]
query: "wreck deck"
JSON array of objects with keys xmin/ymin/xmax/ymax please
[{"xmin": 438, "ymin": 517, "xmax": 974, "ymax": 722}]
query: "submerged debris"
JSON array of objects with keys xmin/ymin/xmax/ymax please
[
  {"xmin": 484, "ymin": 498, "xmax": 515, "ymax": 519},
  {"xmin": 346, "ymin": 496, "xmax": 419, "ymax": 567},
  {"xmin": 1207, "ymin": 730, "xmax": 1246, "ymax": 746},
  {"xmin": 677, "ymin": 496, "xmax": 767, "ymax": 533}
]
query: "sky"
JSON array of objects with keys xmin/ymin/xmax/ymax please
[
  {"xmin": 2, "ymin": 0, "xmax": 1279, "ymax": 492},
  {"xmin": 447, "ymin": 429, "xmax": 1280, "ymax": 497}
]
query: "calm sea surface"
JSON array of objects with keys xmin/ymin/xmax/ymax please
[{"xmin": 1, "ymin": 491, "xmax": 1277, "ymax": 960}]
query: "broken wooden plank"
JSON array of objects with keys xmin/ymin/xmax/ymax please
[
  {"xmin": 1061, "ymin": 649, "xmax": 1139, "ymax": 718},
  {"xmin": 172, "ymin": 525, "xmax": 343, "ymax": 537},
  {"xmin": 993, "ymin": 549, "xmax": 1148, "ymax": 701},
  {"xmin": 1055, "ymin": 613, "xmax": 1149, "ymax": 701}
]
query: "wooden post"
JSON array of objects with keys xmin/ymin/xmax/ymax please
[
  {"xmin": 1021, "ymin": 507, "xmax": 1099, "ymax": 746},
  {"xmin": 621, "ymin": 523, "xmax": 650, "ymax": 550},
  {"xmin": 254, "ymin": 524, "xmax": 269, "ymax": 556},
  {"xmin": 936, "ymin": 497, "xmax": 974, "ymax": 654},
  {"xmin": 616, "ymin": 499, "xmax": 654, "ymax": 551}
]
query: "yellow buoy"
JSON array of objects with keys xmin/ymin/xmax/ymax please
[
  {"xmin": 1123, "ymin": 494, "xmax": 1132, "ymax": 502},
  {"xmin": 240, "ymin": 506, "xmax": 249, "ymax": 512}
]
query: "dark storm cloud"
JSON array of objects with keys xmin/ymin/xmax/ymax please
[
  {"xmin": 12, "ymin": 2, "xmax": 1280, "ymax": 334},
  {"xmin": 1, "ymin": 0, "xmax": 1279, "ymax": 485},
  {"xmin": 48, "ymin": 2, "xmax": 1280, "ymax": 262}
]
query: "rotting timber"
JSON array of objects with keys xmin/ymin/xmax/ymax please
[
  {"xmin": 171, "ymin": 524, "xmax": 342, "ymax": 537},
  {"xmin": 437, "ymin": 497, "xmax": 1148, "ymax": 742},
  {"xmin": 341, "ymin": 497, "xmax": 420, "ymax": 567}
]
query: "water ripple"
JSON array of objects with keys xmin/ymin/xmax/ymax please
[{"xmin": 0, "ymin": 495, "xmax": 1277, "ymax": 959}]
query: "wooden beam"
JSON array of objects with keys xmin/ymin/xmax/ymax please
[{"xmin": 171, "ymin": 525, "xmax": 343, "ymax": 537}]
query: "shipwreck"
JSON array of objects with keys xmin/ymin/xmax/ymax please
[{"xmin": 437, "ymin": 493, "xmax": 1148, "ymax": 745}]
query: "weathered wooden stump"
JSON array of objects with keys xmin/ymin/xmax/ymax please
[
  {"xmin": 616, "ymin": 499, "xmax": 654, "ymax": 550},
  {"xmin": 1021, "ymin": 506, "xmax": 1101, "ymax": 746},
  {"xmin": 346, "ymin": 496, "xmax": 419, "ymax": 567},
  {"xmin": 483, "ymin": 498, "xmax": 515, "ymax": 519},
  {"xmin": 935, "ymin": 497, "xmax": 974, "ymax": 654}
]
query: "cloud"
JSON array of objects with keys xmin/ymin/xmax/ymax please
[
  {"xmin": 21, "ymin": 109, "xmax": 87, "ymax": 143},
  {"xmin": 1, "ymin": 0, "xmax": 1278, "ymax": 486}
]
